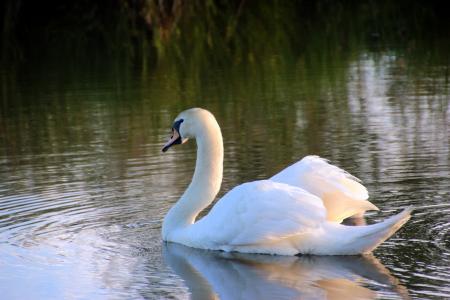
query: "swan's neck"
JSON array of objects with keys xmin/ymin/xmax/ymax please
[{"xmin": 162, "ymin": 124, "xmax": 223, "ymax": 239}]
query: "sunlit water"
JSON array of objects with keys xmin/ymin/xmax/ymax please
[{"xmin": 1, "ymin": 50, "xmax": 449, "ymax": 299}]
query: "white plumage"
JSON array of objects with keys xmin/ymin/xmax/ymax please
[
  {"xmin": 271, "ymin": 156, "xmax": 378, "ymax": 223},
  {"xmin": 161, "ymin": 108, "xmax": 411, "ymax": 255}
]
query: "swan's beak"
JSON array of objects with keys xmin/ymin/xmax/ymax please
[{"xmin": 162, "ymin": 129, "xmax": 182, "ymax": 152}]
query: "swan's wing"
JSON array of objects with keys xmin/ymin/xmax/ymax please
[
  {"xmin": 270, "ymin": 156, "xmax": 378, "ymax": 222},
  {"xmin": 193, "ymin": 180, "xmax": 326, "ymax": 249}
]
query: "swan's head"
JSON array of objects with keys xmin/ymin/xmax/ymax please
[{"xmin": 162, "ymin": 108, "xmax": 216, "ymax": 152}]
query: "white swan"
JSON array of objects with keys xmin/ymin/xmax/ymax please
[{"xmin": 161, "ymin": 108, "xmax": 411, "ymax": 255}]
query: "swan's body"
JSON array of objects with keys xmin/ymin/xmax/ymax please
[{"xmin": 161, "ymin": 108, "xmax": 411, "ymax": 255}]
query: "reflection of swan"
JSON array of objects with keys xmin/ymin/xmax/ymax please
[
  {"xmin": 163, "ymin": 243, "xmax": 410, "ymax": 300},
  {"xmin": 161, "ymin": 108, "xmax": 411, "ymax": 255}
]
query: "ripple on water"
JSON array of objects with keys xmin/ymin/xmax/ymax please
[{"xmin": 376, "ymin": 199, "xmax": 450, "ymax": 299}]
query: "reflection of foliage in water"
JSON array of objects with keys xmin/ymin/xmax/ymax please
[{"xmin": 1, "ymin": 1, "xmax": 448, "ymax": 171}]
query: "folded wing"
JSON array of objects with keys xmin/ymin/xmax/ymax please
[
  {"xmin": 270, "ymin": 156, "xmax": 378, "ymax": 223},
  {"xmin": 193, "ymin": 180, "xmax": 326, "ymax": 250}
]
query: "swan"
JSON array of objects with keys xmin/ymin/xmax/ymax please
[{"xmin": 161, "ymin": 108, "xmax": 411, "ymax": 255}]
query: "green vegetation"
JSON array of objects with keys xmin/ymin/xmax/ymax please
[{"xmin": 1, "ymin": 0, "xmax": 449, "ymax": 67}]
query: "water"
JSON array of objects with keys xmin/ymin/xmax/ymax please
[{"xmin": 1, "ymin": 47, "xmax": 449, "ymax": 298}]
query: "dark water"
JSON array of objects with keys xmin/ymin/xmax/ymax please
[{"xmin": 1, "ymin": 45, "xmax": 449, "ymax": 298}]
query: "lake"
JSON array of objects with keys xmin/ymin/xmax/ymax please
[{"xmin": 1, "ymin": 15, "xmax": 450, "ymax": 299}]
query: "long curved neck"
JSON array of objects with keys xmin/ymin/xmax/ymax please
[{"xmin": 162, "ymin": 121, "xmax": 223, "ymax": 239}]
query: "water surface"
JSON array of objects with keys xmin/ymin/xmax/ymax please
[{"xmin": 1, "ymin": 41, "xmax": 450, "ymax": 299}]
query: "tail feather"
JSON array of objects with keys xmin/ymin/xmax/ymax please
[
  {"xmin": 353, "ymin": 207, "xmax": 412, "ymax": 253},
  {"xmin": 322, "ymin": 207, "xmax": 412, "ymax": 255}
]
